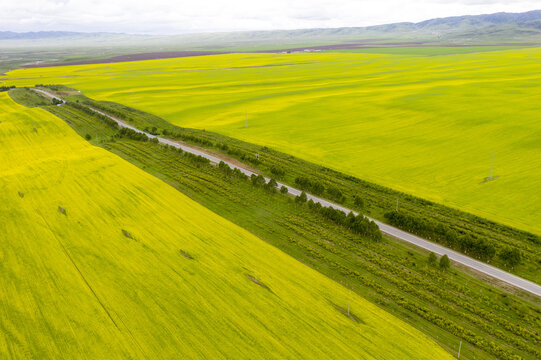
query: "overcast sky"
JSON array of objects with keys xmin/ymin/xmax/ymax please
[{"xmin": 3, "ymin": 0, "xmax": 540, "ymax": 34}]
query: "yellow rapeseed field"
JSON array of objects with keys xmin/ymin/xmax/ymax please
[
  {"xmin": 0, "ymin": 92, "xmax": 451, "ymax": 358},
  {"xmin": 6, "ymin": 48, "xmax": 541, "ymax": 234}
]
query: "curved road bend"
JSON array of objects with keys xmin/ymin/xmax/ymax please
[{"xmin": 34, "ymin": 88, "xmax": 541, "ymax": 298}]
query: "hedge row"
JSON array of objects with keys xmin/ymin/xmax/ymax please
[{"xmin": 306, "ymin": 200, "xmax": 382, "ymax": 241}]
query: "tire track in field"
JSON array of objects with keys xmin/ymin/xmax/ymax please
[{"xmin": 36, "ymin": 210, "xmax": 146, "ymax": 359}]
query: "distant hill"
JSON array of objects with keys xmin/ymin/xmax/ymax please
[
  {"xmin": 0, "ymin": 31, "xmax": 127, "ymax": 40},
  {"xmin": 0, "ymin": 31, "xmax": 79, "ymax": 40},
  {"xmin": 2, "ymin": 10, "xmax": 541, "ymax": 73},
  {"xmin": 415, "ymin": 9, "xmax": 541, "ymax": 28},
  {"xmin": 253, "ymin": 9, "xmax": 541, "ymax": 40},
  {"xmin": 3, "ymin": 9, "xmax": 541, "ymax": 43}
]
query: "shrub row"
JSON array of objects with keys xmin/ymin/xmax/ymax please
[
  {"xmin": 162, "ymin": 144, "xmax": 210, "ymax": 166},
  {"xmin": 163, "ymin": 131, "xmax": 261, "ymax": 167},
  {"xmin": 118, "ymin": 127, "xmax": 150, "ymax": 142},
  {"xmin": 294, "ymin": 177, "xmax": 348, "ymax": 203},
  {"xmin": 38, "ymin": 84, "xmax": 66, "ymax": 92},
  {"xmin": 67, "ymin": 102, "xmax": 118, "ymax": 128},
  {"xmin": 324, "ymin": 222, "xmax": 540, "ymax": 347},
  {"xmin": 327, "ymin": 185, "xmax": 346, "ymax": 203},
  {"xmin": 386, "ymin": 211, "xmax": 525, "ymax": 266},
  {"xmin": 0, "ymin": 85, "xmax": 15, "ymax": 92},
  {"xmin": 278, "ymin": 212, "xmax": 539, "ymax": 355},
  {"xmin": 360, "ymin": 250, "xmax": 539, "ymax": 353},
  {"xmin": 81, "ymin": 101, "xmax": 137, "ymax": 124},
  {"xmin": 219, "ymin": 161, "xmax": 381, "ymax": 241},
  {"xmin": 295, "ymin": 176, "xmax": 324, "ymax": 195},
  {"xmin": 306, "ymin": 200, "xmax": 382, "ymax": 241},
  {"xmin": 218, "ymin": 161, "xmax": 249, "ymax": 180},
  {"xmin": 171, "ymin": 131, "xmax": 214, "ymax": 148},
  {"xmin": 225, "ymin": 146, "xmax": 261, "ymax": 166},
  {"xmin": 384, "ymin": 211, "xmax": 503, "ymax": 262},
  {"xmin": 270, "ymin": 165, "xmax": 285, "ymax": 178},
  {"xmin": 285, "ymin": 234, "xmax": 524, "ymax": 360},
  {"xmin": 184, "ymin": 151, "xmax": 210, "ymax": 166}
]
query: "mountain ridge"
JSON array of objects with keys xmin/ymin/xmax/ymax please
[{"xmin": 2, "ymin": 9, "xmax": 541, "ymax": 40}]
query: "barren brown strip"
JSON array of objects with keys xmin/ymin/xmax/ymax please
[
  {"xmin": 23, "ymin": 51, "xmax": 232, "ymax": 68},
  {"xmin": 23, "ymin": 41, "xmax": 541, "ymax": 68}
]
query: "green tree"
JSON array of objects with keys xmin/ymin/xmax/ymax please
[
  {"xmin": 354, "ymin": 196, "xmax": 364, "ymax": 209},
  {"xmin": 251, "ymin": 174, "xmax": 266, "ymax": 186},
  {"xmin": 270, "ymin": 166, "xmax": 285, "ymax": 178},
  {"xmin": 296, "ymin": 191, "xmax": 307, "ymax": 203},
  {"xmin": 280, "ymin": 186, "xmax": 288, "ymax": 194},
  {"xmin": 428, "ymin": 252, "xmax": 437, "ymax": 266},
  {"xmin": 439, "ymin": 254, "xmax": 450, "ymax": 271},
  {"xmin": 499, "ymin": 247, "xmax": 522, "ymax": 267},
  {"xmin": 267, "ymin": 178, "xmax": 278, "ymax": 188}
]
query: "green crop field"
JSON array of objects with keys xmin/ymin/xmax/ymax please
[
  {"xmin": 5, "ymin": 47, "xmax": 541, "ymax": 235},
  {"xmin": 0, "ymin": 92, "xmax": 451, "ymax": 359},
  {"xmin": 33, "ymin": 91, "xmax": 539, "ymax": 360}
]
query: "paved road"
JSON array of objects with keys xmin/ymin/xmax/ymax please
[{"xmin": 34, "ymin": 88, "xmax": 541, "ymax": 298}]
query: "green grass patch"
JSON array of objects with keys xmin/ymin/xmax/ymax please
[
  {"xmin": 44, "ymin": 98, "xmax": 541, "ymax": 360},
  {"xmin": 49, "ymin": 89, "xmax": 541, "ymax": 284},
  {"xmin": 8, "ymin": 87, "xmax": 52, "ymax": 107}
]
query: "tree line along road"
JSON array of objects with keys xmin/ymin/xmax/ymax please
[{"xmin": 33, "ymin": 87, "xmax": 541, "ymax": 298}]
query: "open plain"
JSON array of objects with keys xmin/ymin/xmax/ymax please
[{"xmin": 7, "ymin": 47, "xmax": 541, "ymax": 234}]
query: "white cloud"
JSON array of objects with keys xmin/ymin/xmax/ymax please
[{"xmin": 1, "ymin": 0, "xmax": 540, "ymax": 34}]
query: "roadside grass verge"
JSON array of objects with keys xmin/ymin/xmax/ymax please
[
  {"xmin": 42, "ymin": 98, "xmax": 541, "ymax": 360},
  {"xmin": 40, "ymin": 86, "xmax": 541, "ymax": 284}
]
